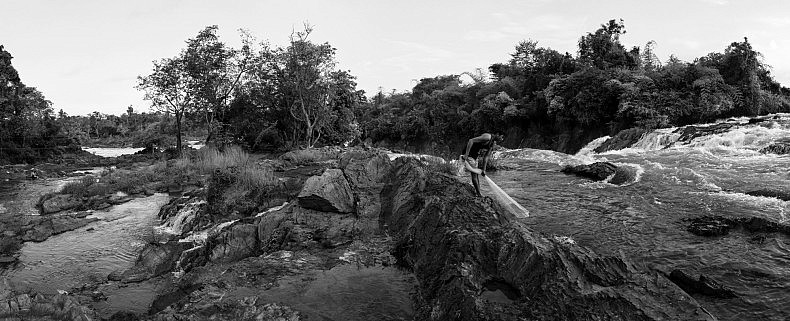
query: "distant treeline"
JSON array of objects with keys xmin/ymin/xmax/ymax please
[
  {"xmin": 356, "ymin": 19, "xmax": 790, "ymax": 155},
  {"xmin": 3, "ymin": 19, "xmax": 789, "ymax": 163}
]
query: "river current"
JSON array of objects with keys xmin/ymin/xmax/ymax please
[{"xmin": 487, "ymin": 114, "xmax": 790, "ymax": 320}]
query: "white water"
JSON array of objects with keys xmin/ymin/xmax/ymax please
[{"xmin": 491, "ymin": 113, "xmax": 790, "ymax": 320}]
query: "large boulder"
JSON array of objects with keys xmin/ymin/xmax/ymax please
[
  {"xmin": 208, "ymin": 222, "xmax": 259, "ymax": 263},
  {"xmin": 759, "ymin": 142, "xmax": 790, "ymax": 155},
  {"xmin": 382, "ymin": 157, "xmax": 715, "ymax": 320},
  {"xmin": 297, "ymin": 169, "xmax": 354, "ymax": 213},
  {"xmin": 40, "ymin": 194, "xmax": 81, "ymax": 214},
  {"xmin": 668, "ymin": 270, "xmax": 737, "ymax": 298},
  {"xmin": 594, "ymin": 128, "xmax": 649, "ymax": 153},
  {"xmin": 256, "ymin": 203, "xmax": 356, "ymax": 253},
  {"xmin": 339, "ymin": 150, "xmax": 392, "ymax": 236},
  {"xmin": 561, "ymin": 162, "xmax": 617, "ymax": 181},
  {"xmin": 109, "ymin": 241, "xmax": 190, "ymax": 283}
]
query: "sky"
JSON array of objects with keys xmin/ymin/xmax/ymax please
[{"xmin": 2, "ymin": 0, "xmax": 789, "ymax": 116}]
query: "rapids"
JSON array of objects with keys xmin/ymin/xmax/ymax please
[{"xmin": 488, "ymin": 114, "xmax": 790, "ymax": 320}]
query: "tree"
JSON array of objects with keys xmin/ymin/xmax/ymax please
[
  {"xmin": 183, "ymin": 26, "xmax": 263, "ymax": 143},
  {"xmin": 137, "ymin": 56, "xmax": 193, "ymax": 154},
  {"xmin": 276, "ymin": 24, "xmax": 346, "ymax": 148}
]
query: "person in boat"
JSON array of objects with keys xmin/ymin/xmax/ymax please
[{"xmin": 462, "ymin": 133, "xmax": 503, "ymax": 197}]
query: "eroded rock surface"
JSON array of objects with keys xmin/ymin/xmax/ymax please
[
  {"xmin": 382, "ymin": 157, "xmax": 714, "ymax": 321},
  {"xmin": 561, "ymin": 162, "xmax": 617, "ymax": 181},
  {"xmin": 297, "ymin": 169, "xmax": 354, "ymax": 213},
  {"xmin": 594, "ymin": 127, "xmax": 648, "ymax": 153}
]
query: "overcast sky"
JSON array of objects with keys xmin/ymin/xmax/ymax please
[{"xmin": 2, "ymin": 0, "xmax": 789, "ymax": 116}]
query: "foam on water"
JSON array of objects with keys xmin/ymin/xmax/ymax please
[{"xmin": 710, "ymin": 191, "xmax": 788, "ymax": 222}]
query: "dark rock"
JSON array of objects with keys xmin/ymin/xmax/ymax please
[
  {"xmin": 255, "ymin": 203, "xmax": 357, "ymax": 254},
  {"xmin": 40, "ymin": 194, "xmax": 81, "ymax": 214},
  {"xmin": 594, "ymin": 128, "xmax": 649, "ymax": 153},
  {"xmin": 687, "ymin": 216, "xmax": 731, "ymax": 237},
  {"xmin": 108, "ymin": 310, "xmax": 139, "ymax": 321},
  {"xmin": 382, "ymin": 157, "xmax": 714, "ymax": 320},
  {"xmin": 760, "ymin": 142, "xmax": 790, "ymax": 155},
  {"xmin": 22, "ymin": 214, "xmax": 99, "ymax": 242},
  {"xmin": 208, "ymin": 223, "xmax": 259, "ymax": 263},
  {"xmin": 686, "ymin": 215, "xmax": 790, "ymax": 238},
  {"xmin": 609, "ymin": 165, "xmax": 638, "ymax": 185},
  {"xmin": 110, "ymin": 241, "xmax": 190, "ymax": 283},
  {"xmin": 297, "ymin": 168, "xmax": 354, "ymax": 213},
  {"xmin": 339, "ymin": 151, "xmax": 392, "ymax": 235},
  {"xmin": 561, "ymin": 162, "xmax": 617, "ymax": 181},
  {"xmin": 746, "ymin": 189, "xmax": 790, "ymax": 201},
  {"xmin": 668, "ymin": 269, "xmax": 738, "ymax": 298},
  {"xmin": 675, "ymin": 123, "xmax": 735, "ymax": 144}
]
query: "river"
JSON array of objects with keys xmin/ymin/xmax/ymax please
[{"xmin": 487, "ymin": 115, "xmax": 790, "ymax": 321}]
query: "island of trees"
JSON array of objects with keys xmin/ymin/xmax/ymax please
[{"xmin": 2, "ymin": 19, "xmax": 788, "ymax": 164}]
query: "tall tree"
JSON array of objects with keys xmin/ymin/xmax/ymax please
[
  {"xmin": 276, "ymin": 24, "xmax": 343, "ymax": 148},
  {"xmin": 137, "ymin": 57, "xmax": 193, "ymax": 153}
]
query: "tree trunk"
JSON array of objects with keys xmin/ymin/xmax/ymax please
[{"xmin": 175, "ymin": 111, "xmax": 183, "ymax": 157}]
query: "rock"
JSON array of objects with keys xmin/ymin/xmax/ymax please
[
  {"xmin": 687, "ymin": 216, "xmax": 731, "ymax": 236},
  {"xmin": 40, "ymin": 194, "xmax": 81, "ymax": 214},
  {"xmin": 686, "ymin": 215, "xmax": 790, "ymax": 238},
  {"xmin": 255, "ymin": 203, "xmax": 357, "ymax": 254},
  {"xmin": 339, "ymin": 151, "xmax": 392, "ymax": 235},
  {"xmin": 594, "ymin": 127, "xmax": 649, "ymax": 153},
  {"xmin": 760, "ymin": 142, "xmax": 790, "ymax": 155},
  {"xmin": 561, "ymin": 162, "xmax": 617, "ymax": 181},
  {"xmin": 608, "ymin": 165, "xmax": 638, "ymax": 185},
  {"xmin": 209, "ymin": 223, "xmax": 258, "ymax": 263},
  {"xmin": 675, "ymin": 123, "xmax": 735, "ymax": 144},
  {"xmin": 297, "ymin": 169, "xmax": 354, "ymax": 213},
  {"xmin": 746, "ymin": 189, "xmax": 790, "ymax": 201},
  {"xmin": 381, "ymin": 157, "xmax": 714, "ymax": 320},
  {"xmin": 110, "ymin": 241, "xmax": 190, "ymax": 283},
  {"xmin": 279, "ymin": 146, "xmax": 342, "ymax": 166},
  {"xmin": 22, "ymin": 215, "xmax": 99, "ymax": 242},
  {"xmin": 668, "ymin": 269, "xmax": 738, "ymax": 298}
]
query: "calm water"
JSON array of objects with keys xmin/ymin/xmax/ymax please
[
  {"xmin": 489, "ymin": 115, "xmax": 790, "ymax": 321},
  {"xmin": 2, "ymin": 193, "xmax": 170, "ymax": 294}
]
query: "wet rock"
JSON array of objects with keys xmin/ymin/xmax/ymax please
[
  {"xmin": 745, "ymin": 189, "xmax": 790, "ymax": 201},
  {"xmin": 110, "ymin": 241, "xmax": 190, "ymax": 283},
  {"xmin": 40, "ymin": 194, "xmax": 81, "ymax": 214},
  {"xmin": 675, "ymin": 123, "xmax": 735, "ymax": 144},
  {"xmin": 0, "ymin": 291, "xmax": 96, "ymax": 320},
  {"xmin": 339, "ymin": 150, "xmax": 392, "ymax": 235},
  {"xmin": 256, "ymin": 204, "xmax": 356, "ymax": 254},
  {"xmin": 209, "ymin": 223, "xmax": 258, "ymax": 263},
  {"xmin": 22, "ymin": 214, "xmax": 99, "ymax": 242},
  {"xmin": 297, "ymin": 169, "xmax": 354, "ymax": 213},
  {"xmin": 759, "ymin": 142, "xmax": 790, "ymax": 154},
  {"xmin": 687, "ymin": 215, "xmax": 790, "ymax": 238},
  {"xmin": 382, "ymin": 157, "xmax": 714, "ymax": 320},
  {"xmin": 609, "ymin": 165, "xmax": 638, "ymax": 185},
  {"xmin": 594, "ymin": 128, "xmax": 649, "ymax": 153},
  {"xmin": 668, "ymin": 269, "xmax": 737, "ymax": 298},
  {"xmin": 561, "ymin": 162, "xmax": 617, "ymax": 181},
  {"xmin": 687, "ymin": 216, "xmax": 732, "ymax": 237}
]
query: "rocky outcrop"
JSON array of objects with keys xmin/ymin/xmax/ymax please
[
  {"xmin": 109, "ymin": 241, "xmax": 190, "ymax": 283},
  {"xmin": 594, "ymin": 128, "xmax": 649, "ymax": 153},
  {"xmin": 759, "ymin": 142, "xmax": 790, "ymax": 155},
  {"xmin": 339, "ymin": 150, "xmax": 392, "ymax": 235},
  {"xmin": 22, "ymin": 212, "xmax": 98, "ymax": 242},
  {"xmin": 40, "ymin": 194, "xmax": 82, "ymax": 214},
  {"xmin": 561, "ymin": 162, "xmax": 617, "ymax": 181},
  {"xmin": 297, "ymin": 169, "xmax": 354, "ymax": 213},
  {"xmin": 0, "ymin": 278, "xmax": 95, "ymax": 321},
  {"xmin": 675, "ymin": 123, "xmax": 735, "ymax": 144},
  {"xmin": 279, "ymin": 146, "xmax": 342, "ymax": 167},
  {"xmin": 746, "ymin": 189, "xmax": 790, "ymax": 201},
  {"xmin": 208, "ymin": 222, "xmax": 259, "ymax": 263},
  {"xmin": 668, "ymin": 270, "xmax": 737, "ymax": 298},
  {"xmin": 687, "ymin": 215, "xmax": 790, "ymax": 238},
  {"xmin": 382, "ymin": 157, "xmax": 714, "ymax": 321}
]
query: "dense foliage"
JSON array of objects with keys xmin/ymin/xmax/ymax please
[
  {"xmin": 355, "ymin": 19, "xmax": 790, "ymax": 155},
  {"xmin": 0, "ymin": 45, "xmax": 77, "ymax": 163},
  {"xmin": 138, "ymin": 24, "xmax": 364, "ymax": 154}
]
